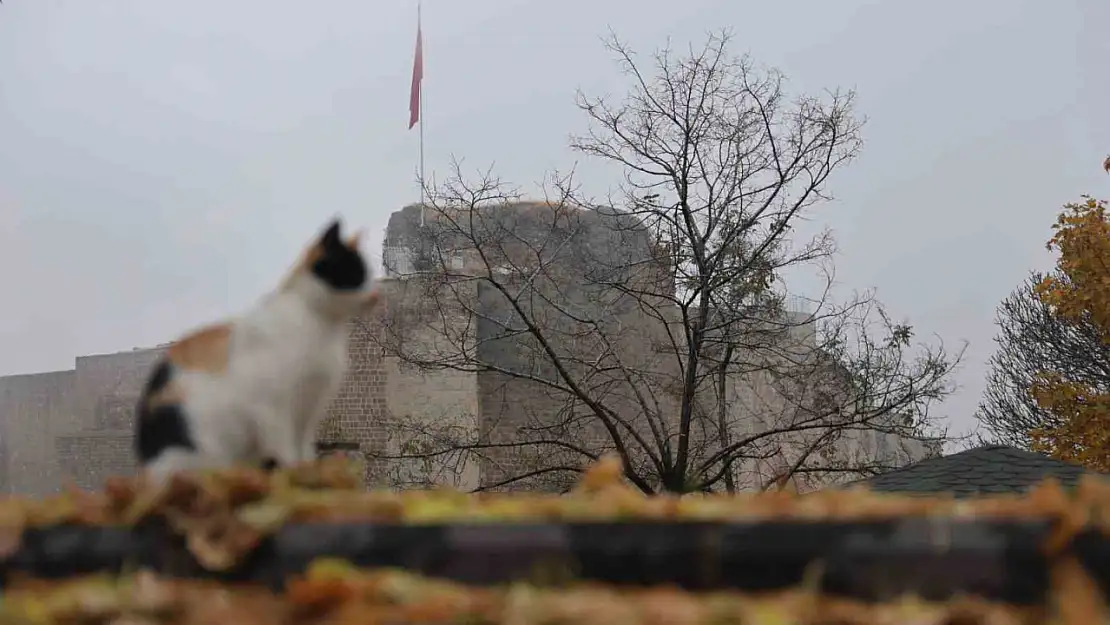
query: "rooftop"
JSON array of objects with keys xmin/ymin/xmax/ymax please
[{"xmin": 847, "ymin": 444, "xmax": 1104, "ymax": 497}]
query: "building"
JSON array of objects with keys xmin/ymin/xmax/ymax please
[
  {"xmin": 376, "ymin": 201, "xmax": 934, "ymax": 492},
  {"xmin": 847, "ymin": 445, "xmax": 1103, "ymax": 497},
  {"xmin": 0, "ymin": 202, "xmax": 932, "ymax": 494},
  {"xmin": 0, "ymin": 346, "xmax": 162, "ymax": 493}
]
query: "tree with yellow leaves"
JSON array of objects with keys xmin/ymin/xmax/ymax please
[{"xmin": 1024, "ymin": 164, "xmax": 1110, "ymax": 469}]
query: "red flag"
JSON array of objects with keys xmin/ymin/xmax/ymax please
[{"xmin": 408, "ymin": 10, "xmax": 423, "ymax": 130}]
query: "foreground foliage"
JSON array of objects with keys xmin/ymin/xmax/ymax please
[
  {"xmin": 0, "ymin": 455, "xmax": 1107, "ymax": 571},
  {"xmin": 0, "ymin": 564, "xmax": 1049, "ymax": 625},
  {"xmin": 1, "ymin": 457, "xmax": 1110, "ymax": 623}
]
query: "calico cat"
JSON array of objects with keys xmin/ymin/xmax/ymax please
[{"xmin": 134, "ymin": 219, "xmax": 381, "ymax": 479}]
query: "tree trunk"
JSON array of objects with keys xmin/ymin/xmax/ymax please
[{"xmin": 716, "ymin": 344, "xmax": 737, "ymax": 493}]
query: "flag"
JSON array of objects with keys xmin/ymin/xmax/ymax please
[{"xmin": 408, "ymin": 8, "xmax": 423, "ymax": 130}]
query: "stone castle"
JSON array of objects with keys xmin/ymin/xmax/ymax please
[{"xmin": 0, "ymin": 202, "xmax": 930, "ymax": 495}]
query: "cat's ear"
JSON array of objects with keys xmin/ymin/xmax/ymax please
[
  {"xmin": 345, "ymin": 229, "xmax": 364, "ymax": 250},
  {"xmin": 320, "ymin": 219, "xmax": 343, "ymax": 248}
]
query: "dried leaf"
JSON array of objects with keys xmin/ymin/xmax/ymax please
[
  {"xmin": 122, "ymin": 480, "xmax": 172, "ymax": 525},
  {"xmin": 575, "ymin": 453, "xmax": 625, "ymax": 493},
  {"xmin": 0, "ymin": 502, "xmax": 26, "ymax": 560},
  {"xmin": 187, "ymin": 532, "xmax": 238, "ymax": 572},
  {"xmin": 127, "ymin": 570, "xmax": 181, "ymax": 616},
  {"xmin": 235, "ymin": 502, "xmax": 291, "ymax": 534},
  {"xmin": 286, "ymin": 578, "xmax": 355, "ymax": 613},
  {"xmin": 306, "ymin": 558, "xmax": 362, "ymax": 582},
  {"xmin": 185, "ymin": 516, "xmax": 261, "ymax": 572}
]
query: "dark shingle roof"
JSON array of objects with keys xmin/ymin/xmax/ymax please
[{"xmin": 848, "ymin": 445, "xmax": 1104, "ymax": 497}]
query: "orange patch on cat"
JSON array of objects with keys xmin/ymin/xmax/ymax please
[
  {"xmin": 146, "ymin": 381, "xmax": 184, "ymax": 409},
  {"xmin": 166, "ymin": 323, "xmax": 232, "ymax": 374},
  {"xmin": 280, "ymin": 241, "xmax": 326, "ymax": 291},
  {"xmin": 298, "ymin": 242, "xmax": 326, "ymax": 272},
  {"xmin": 345, "ymin": 229, "xmax": 364, "ymax": 249}
]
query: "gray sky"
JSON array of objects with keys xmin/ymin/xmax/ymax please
[{"xmin": 1, "ymin": 0, "xmax": 1107, "ymax": 439}]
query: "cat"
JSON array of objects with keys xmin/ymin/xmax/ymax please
[{"xmin": 133, "ymin": 218, "xmax": 381, "ymax": 480}]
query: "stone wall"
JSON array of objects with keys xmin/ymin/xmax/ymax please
[
  {"xmin": 371, "ymin": 275, "xmax": 482, "ymax": 490},
  {"xmin": 0, "ymin": 346, "xmax": 165, "ymax": 495},
  {"xmin": 379, "ymin": 201, "xmax": 935, "ymax": 493},
  {"xmin": 319, "ymin": 313, "xmax": 389, "ymax": 486},
  {"xmin": 382, "ymin": 201, "xmax": 677, "ymax": 492},
  {"xmin": 54, "ymin": 434, "xmax": 134, "ymax": 491},
  {"xmin": 65, "ymin": 348, "xmax": 166, "ymax": 490},
  {"xmin": 0, "ymin": 370, "xmax": 73, "ymax": 495}
]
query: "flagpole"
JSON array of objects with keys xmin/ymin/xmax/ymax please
[{"xmin": 417, "ymin": 0, "xmax": 425, "ymax": 228}]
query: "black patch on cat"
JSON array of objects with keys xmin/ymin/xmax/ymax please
[
  {"xmin": 261, "ymin": 458, "xmax": 279, "ymax": 472},
  {"xmin": 135, "ymin": 404, "xmax": 195, "ymax": 463},
  {"xmin": 311, "ymin": 220, "xmax": 366, "ymax": 291},
  {"xmin": 145, "ymin": 360, "xmax": 172, "ymax": 395},
  {"xmin": 134, "ymin": 360, "xmax": 196, "ymax": 463}
]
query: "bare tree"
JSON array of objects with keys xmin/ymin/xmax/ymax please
[
  {"xmin": 976, "ymin": 271, "xmax": 1110, "ymax": 449},
  {"xmin": 371, "ymin": 30, "xmax": 960, "ymax": 494}
]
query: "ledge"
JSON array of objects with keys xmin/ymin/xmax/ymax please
[{"xmin": 0, "ymin": 519, "xmax": 1060, "ymax": 603}]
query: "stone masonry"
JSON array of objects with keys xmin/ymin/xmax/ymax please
[{"xmin": 378, "ymin": 202, "xmax": 932, "ymax": 492}]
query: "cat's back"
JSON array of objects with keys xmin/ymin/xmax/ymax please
[
  {"xmin": 231, "ymin": 291, "xmax": 348, "ymax": 381},
  {"xmin": 235, "ymin": 290, "xmax": 343, "ymax": 353}
]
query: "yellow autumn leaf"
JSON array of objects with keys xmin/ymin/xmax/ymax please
[
  {"xmin": 235, "ymin": 501, "xmax": 292, "ymax": 533},
  {"xmin": 1029, "ymin": 181, "xmax": 1110, "ymax": 471}
]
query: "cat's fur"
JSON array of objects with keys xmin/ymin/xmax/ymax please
[{"xmin": 134, "ymin": 219, "xmax": 381, "ymax": 479}]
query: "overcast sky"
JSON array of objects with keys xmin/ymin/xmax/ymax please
[{"xmin": 1, "ymin": 0, "xmax": 1107, "ymax": 439}]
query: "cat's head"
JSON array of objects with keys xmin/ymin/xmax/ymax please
[{"xmin": 284, "ymin": 218, "xmax": 380, "ymax": 318}]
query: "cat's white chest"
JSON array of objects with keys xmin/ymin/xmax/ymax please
[{"xmin": 232, "ymin": 299, "xmax": 347, "ymax": 418}]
